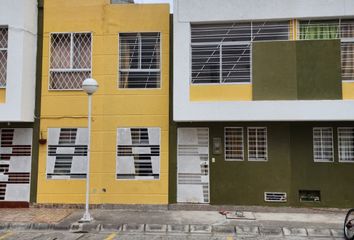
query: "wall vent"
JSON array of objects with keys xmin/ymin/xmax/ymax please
[
  {"xmin": 299, "ymin": 190, "xmax": 321, "ymax": 202},
  {"xmin": 264, "ymin": 192, "xmax": 287, "ymax": 202}
]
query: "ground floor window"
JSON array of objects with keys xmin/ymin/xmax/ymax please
[
  {"xmin": 46, "ymin": 128, "xmax": 88, "ymax": 179},
  {"xmin": 338, "ymin": 127, "xmax": 354, "ymax": 162},
  {"xmin": 247, "ymin": 127, "xmax": 268, "ymax": 161},
  {"xmin": 224, "ymin": 127, "xmax": 244, "ymax": 161},
  {"xmin": 313, "ymin": 127, "xmax": 334, "ymax": 162},
  {"xmin": 116, "ymin": 128, "xmax": 160, "ymax": 180}
]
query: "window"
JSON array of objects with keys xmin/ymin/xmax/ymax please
[
  {"xmin": 299, "ymin": 19, "xmax": 354, "ymax": 81},
  {"xmin": 338, "ymin": 127, "xmax": 354, "ymax": 162},
  {"xmin": 191, "ymin": 21, "xmax": 289, "ymax": 84},
  {"xmin": 224, "ymin": 127, "xmax": 244, "ymax": 161},
  {"xmin": 117, "ymin": 128, "xmax": 160, "ymax": 180},
  {"xmin": 46, "ymin": 128, "xmax": 88, "ymax": 179},
  {"xmin": 119, "ymin": 33, "xmax": 161, "ymax": 89},
  {"xmin": 0, "ymin": 27, "xmax": 8, "ymax": 88},
  {"xmin": 313, "ymin": 127, "xmax": 334, "ymax": 162},
  {"xmin": 248, "ymin": 127, "xmax": 267, "ymax": 161},
  {"xmin": 49, "ymin": 33, "xmax": 92, "ymax": 90}
]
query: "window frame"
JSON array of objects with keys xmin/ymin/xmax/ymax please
[
  {"xmin": 0, "ymin": 26, "xmax": 8, "ymax": 89},
  {"xmin": 338, "ymin": 127, "xmax": 354, "ymax": 163},
  {"xmin": 247, "ymin": 127, "xmax": 268, "ymax": 162},
  {"xmin": 118, "ymin": 32, "xmax": 162, "ymax": 90},
  {"xmin": 312, "ymin": 127, "xmax": 334, "ymax": 163},
  {"xmin": 48, "ymin": 32, "xmax": 93, "ymax": 91},
  {"xmin": 224, "ymin": 127, "xmax": 244, "ymax": 161},
  {"xmin": 190, "ymin": 21, "xmax": 290, "ymax": 86}
]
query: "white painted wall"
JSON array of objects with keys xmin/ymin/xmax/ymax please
[
  {"xmin": 0, "ymin": 0, "xmax": 38, "ymax": 122},
  {"xmin": 173, "ymin": 0, "xmax": 354, "ymax": 122}
]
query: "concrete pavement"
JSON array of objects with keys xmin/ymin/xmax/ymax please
[{"xmin": 0, "ymin": 206, "xmax": 348, "ymax": 239}]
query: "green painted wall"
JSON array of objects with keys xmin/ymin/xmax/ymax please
[
  {"xmin": 289, "ymin": 123, "xmax": 354, "ymax": 208},
  {"xmin": 253, "ymin": 41, "xmax": 297, "ymax": 100},
  {"xmin": 30, "ymin": 0, "xmax": 44, "ymax": 203},
  {"xmin": 253, "ymin": 40, "xmax": 342, "ymax": 100},
  {"xmin": 169, "ymin": 122, "xmax": 354, "ymax": 208},
  {"xmin": 209, "ymin": 124, "xmax": 291, "ymax": 205},
  {"xmin": 296, "ymin": 40, "xmax": 342, "ymax": 100}
]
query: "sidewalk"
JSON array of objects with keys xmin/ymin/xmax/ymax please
[{"xmin": 0, "ymin": 206, "xmax": 348, "ymax": 238}]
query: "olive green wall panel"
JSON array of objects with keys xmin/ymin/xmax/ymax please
[
  {"xmin": 296, "ymin": 40, "xmax": 342, "ymax": 100},
  {"xmin": 289, "ymin": 123, "xmax": 354, "ymax": 208},
  {"xmin": 252, "ymin": 40, "xmax": 342, "ymax": 100},
  {"xmin": 253, "ymin": 41, "xmax": 297, "ymax": 100},
  {"xmin": 169, "ymin": 122, "xmax": 354, "ymax": 208},
  {"xmin": 209, "ymin": 124, "xmax": 291, "ymax": 205}
]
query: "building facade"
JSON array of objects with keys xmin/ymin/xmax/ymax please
[
  {"xmin": 36, "ymin": 0, "xmax": 170, "ymax": 205},
  {"xmin": 0, "ymin": 0, "xmax": 39, "ymax": 207},
  {"xmin": 172, "ymin": 0, "xmax": 354, "ymax": 207}
]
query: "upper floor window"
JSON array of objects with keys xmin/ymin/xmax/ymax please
[
  {"xmin": 313, "ymin": 127, "xmax": 334, "ymax": 162},
  {"xmin": 119, "ymin": 33, "xmax": 161, "ymax": 89},
  {"xmin": 299, "ymin": 19, "xmax": 354, "ymax": 81},
  {"xmin": 191, "ymin": 21, "xmax": 289, "ymax": 84},
  {"xmin": 49, "ymin": 33, "xmax": 92, "ymax": 90},
  {"xmin": 0, "ymin": 27, "xmax": 8, "ymax": 88}
]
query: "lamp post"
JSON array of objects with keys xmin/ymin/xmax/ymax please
[{"xmin": 80, "ymin": 78, "xmax": 99, "ymax": 222}]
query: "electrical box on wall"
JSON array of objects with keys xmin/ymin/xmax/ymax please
[{"xmin": 212, "ymin": 137, "xmax": 222, "ymax": 155}]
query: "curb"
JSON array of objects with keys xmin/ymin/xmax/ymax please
[{"xmin": 0, "ymin": 222, "xmax": 345, "ymax": 238}]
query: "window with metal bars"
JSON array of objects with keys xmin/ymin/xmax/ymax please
[
  {"xmin": 191, "ymin": 21, "xmax": 290, "ymax": 84},
  {"xmin": 313, "ymin": 127, "xmax": 334, "ymax": 162},
  {"xmin": 49, "ymin": 32, "xmax": 92, "ymax": 90},
  {"xmin": 338, "ymin": 127, "xmax": 354, "ymax": 162},
  {"xmin": 224, "ymin": 127, "xmax": 244, "ymax": 161},
  {"xmin": 247, "ymin": 127, "xmax": 267, "ymax": 161},
  {"xmin": 0, "ymin": 27, "xmax": 8, "ymax": 88},
  {"xmin": 299, "ymin": 19, "xmax": 354, "ymax": 81},
  {"xmin": 119, "ymin": 33, "xmax": 161, "ymax": 89}
]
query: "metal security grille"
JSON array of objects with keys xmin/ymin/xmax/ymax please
[
  {"xmin": 313, "ymin": 127, "xmax": 334, "ymax": 162},
  {"xmin": 0, "ymin": 128, "xmax": 33, "ymax": 202},
  {"xmin": 0, "ymin": 27, "xmax": 8, "ymax": 88},
  {"xmin": 119, "ymin": 33, "xmax": 161, "ymax": 89},
  {"xmin": 299, "ymin": 19, "xmax": 354, "ymax": 81},
  {"xmin": 224, "ymin": 127, "xmax": 244, "ymax": 161},
  {"xmin": 191, "ymin": 21, "xmax": 290, "ymax": 84},
  {"xmin": 177, "ymin": 128, "xmax": 209, "ymax": 203},
  {"xmin": 117, "ymin": 128, "xmax": 160, "ymax": 180},
  {"xmin": 338, "ymin": 127, "xmax": 354, "ymax": 162},
  {"xmin": 49, "ymin": 33, "xmax": 92, "ymax": 90},
  {"xmin": 47, "ymin": 128, "xmax": 88, "ymax": 179},
  {"xmin": 248, "ymin": 127, "xmax": 267, "ymax": 161}
]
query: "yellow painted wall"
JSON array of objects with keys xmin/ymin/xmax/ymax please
[
  {"xmin": 0, "ymin": 89, "xmax": 5, "ymax": 103},
  {"xmin": 190, "ymin": 84, "xmax": 252, "ymax": 101},
  {"xmin": 38, "ymin": 0, "xmax": 170, "ymax": 204},
  {"xmin": 343, "ymin": 82, "xmax": 354, "ymax": 100}
]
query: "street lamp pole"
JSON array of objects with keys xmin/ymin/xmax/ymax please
[{"xmin": 80, "ymin": 78, "xmax": 99, "ymax": 223}]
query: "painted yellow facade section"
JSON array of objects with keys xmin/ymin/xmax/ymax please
[
  {"xmin": 190, "ymin": 84, "xmax": 252, "ymax": 101},
  {"xmin": 0, "ymin": 89, "xmax": 5, "ymax": 103},
  {"xmin": 38, "ymin": 0, "xmax": 170, "ymax": 204},
  {"xmin": 343, "ymin": 82, "xmax": 354, "ymax": 99}
]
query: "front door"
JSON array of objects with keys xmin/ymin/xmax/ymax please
[{"xmin": 177, "ymin": 128, "xmax": 209, "ymax": 203}]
